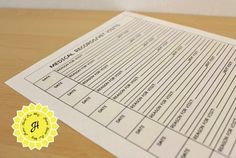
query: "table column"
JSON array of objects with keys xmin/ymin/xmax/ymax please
[
  {"xmin": 34, "ymin": 71, "xmax": 93, "ymax": 108},
  {"xmin": 34, "ymin": 70, "xmax": 78, "ymax": 99},
  {"xmin": 176, "ymin": 140, "xmax": 211, "ymax": 158},
  {"xmin": 74, "ymin": 91, "xmax": 107, "ymax": 116},
  {"xmin": 107, "ymin": 108, "xmax": 144, "ymax": 137},
  {"xmin": 149, "ymin": 128, "xmax": 187, "ymax": 158},
  {"xmin": 127, "ymin": 118, "xmax": 164, "ymax": 149},
  {"xmin": 89, "ymin": 99, "xmax": 125, "ymax": 126},
  {"xmin": 34, "ymin": 71, "xmax": 64, "ymax": 90},
  {"xmin": 60, "ymin": 84, "xmax": 92, "ymax": 106}
]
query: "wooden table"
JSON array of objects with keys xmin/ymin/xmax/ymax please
[{"xmin": 1, "ymin": 9, "xmax": 236, "ymax": 158}]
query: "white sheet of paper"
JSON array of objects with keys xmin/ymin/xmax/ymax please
[{"xmin": 6, "ymin": 12, "xmax": 236, "ymax": 158}]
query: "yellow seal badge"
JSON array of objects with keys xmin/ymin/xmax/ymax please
[{"xmin": 12, "ymin": 103, "xmax": 59, "ymax": 150}]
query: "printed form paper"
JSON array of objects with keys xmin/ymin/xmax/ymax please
[{"xmin": 6, "ymin": 12, "xmax": 236, "ymax": 158}]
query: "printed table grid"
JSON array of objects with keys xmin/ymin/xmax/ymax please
[{"xmin": 23, "ymin": 13, "xmax": 236, "ymax": 158}]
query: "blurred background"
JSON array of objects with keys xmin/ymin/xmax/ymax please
[{"xmin": 0, "ymin": 0, "xmax": 236, "ymax": 17}]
